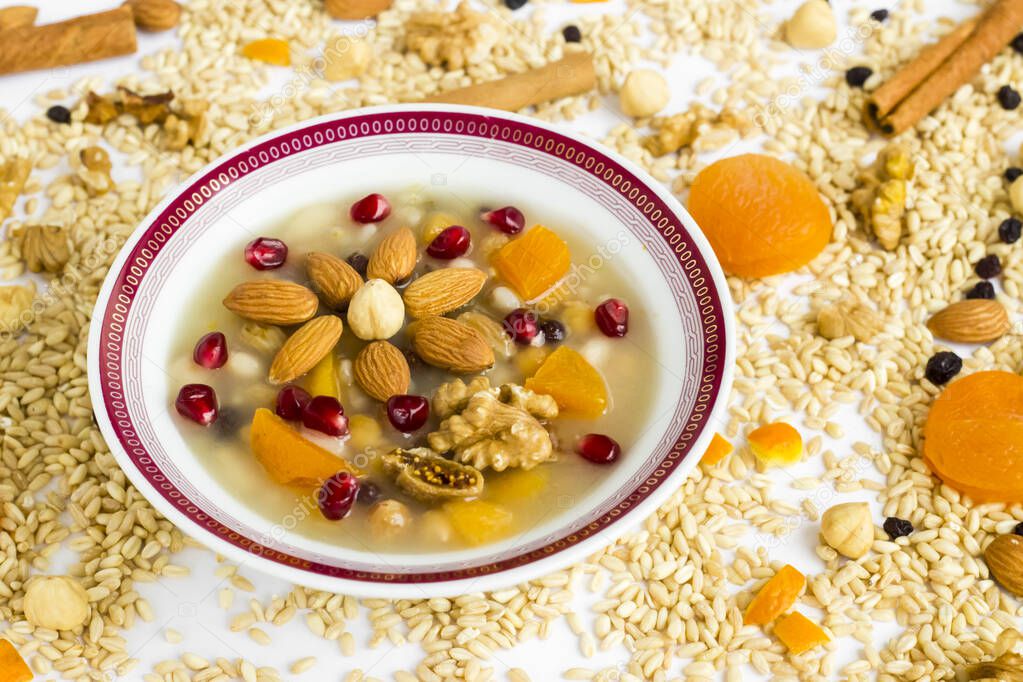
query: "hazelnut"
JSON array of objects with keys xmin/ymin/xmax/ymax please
[
  {"xmin": 368, "ymin": 499, "xmax": 411, "ymax": 539},
  {"xmin": 23, "ymin": 576, "xmax": 90, "ymax": 630},
  {"xmin": 322, "ymin": 36, "xmax": 372, "ymax": 82},
  {"xmin": 346, "ymin": 278, "xmax": 405, "ymax": 340},
  {"xmin": 785, "ymin": 0, "xmax": 837, "ymax": 49},
  {"xmin": 619, "ymin": 69, "xmax": 670, "ymax": 119},
  {"xmin": 820, "ymin": 502, "xmax": 874, "ymax": 559}
]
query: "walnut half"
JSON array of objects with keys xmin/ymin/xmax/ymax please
[{"xmin": 428, "ymin": 378, "xmax": 559, "ymax": 472}]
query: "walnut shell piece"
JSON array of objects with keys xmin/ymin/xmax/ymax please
[
  {"xmin": 16, "ymin": 225, "xmax": 69, "ymax": 274},
  {"xmin": 23, "ymin": 576, "xmax": 90, "ymax": 631},
  {"xmin": 381, "ymin": 447, "xmax": 484, "ymax": 503},
  {"xmin": 0, "ymin": 157, "xmax": 31, "ymax": 223},
  {"xmin": 816, "ymin": 300, "xmax": 883, "ymax": 342},
  {"xmin": 405, "ymin": 1, "xmax": 498, "ymax": 70},
  {"xmin": 0, "ymin": 282, "xmax": 35, "ymax": 334}
]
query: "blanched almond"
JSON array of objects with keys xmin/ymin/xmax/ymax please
[
  {"xmin": 403, "ymin": 267, "xmax": 487, "ymax": 319},
  {"xmin": 307, "ymin": 252, "xmax": 363, "ymax": 308},
  {"xmin": 269, "ymin": 316, "xmax": 343, "ymax": 384},
  {"xmin": 353, "ymin": 341, "xmax": 410, "ymax": 402},
  {"xmin": 926, "ymin": 299, "xmax": 1010, "ymax": 344},
  {"xmin": 367, "ymin": 227, "xmax": 417, "ymax": 284},
  {"xmin": 223, "ymin": 280, "xmax": 319, "ymax": 326},
  {"xmin": 410, "ymin": 316, "xmax": 494, "ymax": 373}
]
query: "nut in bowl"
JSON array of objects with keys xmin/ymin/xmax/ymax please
[{"xmin": 88, "ymin": 105, "xmax": 733, "ymax": 596}]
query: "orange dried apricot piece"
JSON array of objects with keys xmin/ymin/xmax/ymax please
[
  {"xmin": 250, "ymin": 408, "xmax": 358, "ymax": 488},
  {"xmin": 701, "ymin": 433, "xmax": 733, "ymax": 467},
  {"xmin": 774, "ymin": 612, "xmax": 830, "ymax": 654},
  {"xmin": 743, "ymin": 564, "xmax": 806, "ymax": 625},
  {"xmin": 0, "ymin": 639, "xmax": 33, "ymax": 682},
  {"xmin": 749, "ymin": 422, "xmax": 803, "ymax": 468},
  {"xmin": 491, "ymin": 225, "xmax": 571, "ymax": 301},
  {"xmin": 525, "ymin": 346, "xmax": 608, "ymax": 418},
  {"xmin": 242, "ymin": 38, "xmax": 291, "ymax": 66},
  {"xmin": 924, "ymin": 371, "xmax": 1023, "ymax": 502},
  {"xmin": 443, "ymin": 500, "xmax": 514, "ymax": 546},
  {"xmin": 486, "ymin": 468, "xmax": 548, "ymax": 505},
  {"xmin": 688, "ymin": 154, "xmax": 832, "ymax": 278}
]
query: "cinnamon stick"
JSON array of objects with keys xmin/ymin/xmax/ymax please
[
  {"xmin": 0, "ymin": 7, "xmax": 137, "ymax": 76},
  {"xmin": 866, "ymin": 0, "xmax": 1023, "ymax": 136},
  {"xmin": 421, "ymin": 52, "xmax": 596, "ymax": 111},
  {"xmin": 0, "ymin": 5, "xmax": 37, "ymax": 32}
]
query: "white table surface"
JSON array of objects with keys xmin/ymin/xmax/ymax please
[{"xmin": 0, "ymin": 0, "xmax": 980, "ymax": 680}]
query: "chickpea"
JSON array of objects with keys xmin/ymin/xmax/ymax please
[{"xmin": 368, "ymin": 499, "xmax": 411, "ymax": 540}]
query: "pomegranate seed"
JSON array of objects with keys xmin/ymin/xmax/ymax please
[
  {"xmin": 317, "ymin": 472, "xmax": 360, "ymax": 520},
  {"xmin": 594, "ymin": 298, "xmax": 629, "ymax": 337},
  {"xmin": 426, "ymin": 225, "xmax": 471, "ymax": 259},
  {"xmin": 192, "ymin": 331, "xmax": 229, "ymax": 369},
  {"xmin": 576, "ymin": 433, "xmax": 621, "ymax": 464},
  {"xmin": 175, "ymin": 384, "xmax": 219, "ymax": 426},
  {"xmin": 503, "ymin": 308, "xmax": 539, "ymax": 345},
  {"xmin": 302, "ymin": 396, "xmax": 349, "ymax": 437},
  {"xmin": 244, "ymin": 237, "xmax": 288, "ymax": 270},
  {"xmin": 481, "ymin": 206, "xmax": 525, "ymax": 235},
  {"xmin": 275, "ymin": 385, "xmax": 311, "ymax": 421},
  {"xmin": 386, "ymin": 395, "xmax": 430, "ymax": 433},
  {"xmin": 350, "ymin": 193, "xmax": 391, "ymax": 223}
]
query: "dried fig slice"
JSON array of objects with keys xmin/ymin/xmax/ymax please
[{"xmin": 381, "ymin": 447, "xmax": 483, "ymax": 503}]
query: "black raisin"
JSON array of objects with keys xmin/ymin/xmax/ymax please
[
  {"xmin": 975, "ymin": 254, "xmax": 1002, "ymax": 279},
  {"xmin": 1013, "ymin": 33, "xmax": 1023, "ymax": 55},
  {"xmin": 212, "ymin": 406, "xmax": 241, "ymax": 440},
  {"xmin": 924, "ymin": 351, "xmax": 962, "ymax": 386},
  {"xmin": 965, "ymin": 281, "xmax": 995, "ymax": 300},
  {"xmin": 1000, "ymin": 217, "xmax": 1022, "ymax": 243},
  {"xmin": 45, "ymin": 105, "xmax": 72, "ymax": 124},
  {"xmin": 998, "ymin": 85, "xmax": 1021, "ymax": 110},
  {"xmin": 562, "ymin": 25, "xmax": 582, "ymax": 43},
  {"xmin": 1005, "ymin": 167, "xmax": 1023, "ymax": 183},
  {"xmin": 504, "ymin": 0, "xmax": 528, "ymax": 8},
  {"xmin": 540, "ymin": 319, "xmax": 566, "ymax": 344},
  {"xmin": 869, "ymin": 8, "xmax": 889, "ymax": 22},
  {"xmin": 1014, "ymin": 522, "xmax": 1023, "ymax": 536},
  {"xmin": 346, "ymin": 252, "xmax": 369, "ymax": 277},
  {"xmin": 356, "ymin": 480, "xmax": 382, "ymax": 506},
  {"xmin": 883, "ymin": 517, "xmax": 914, "ymax": 539},
  {"xmin": 845, "ymin": 66, "xmax": 873, "ymax": 88}
]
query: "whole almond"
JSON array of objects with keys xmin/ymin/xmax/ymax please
[
  {"xmin": 403, "ymin": 267, "xmax": 487, "ymax": 319},
  {"xmin": 269, "ymin": 315, "xmax": 343, "ymax": 384},
  {"xmin": 223, "ymin": 280, "xmax": 319, "ymax": 326},
  {"xmin": 410, "ymin": 316, "xmax": 494, "ymax": 373},
  {"xmin": 0, "ymin": 5, "xmax": 37, "ymax": 31},
  {"xmin": 307, "ymin": 252, "xmax": 363, "ymax": 308},
  {"xmin": 367, "ymin": 227, "xmax": 417, "ymax": 284},
  {"xmin": 124, "ymin": 0, "xmax": 182, "ymax": 31},
  {"xmin": 985, "ymin": 534, "xmax": 1023, "ymax": 596},
  {"xmin": 926, "ymin": 299, "xmax": 1010, "ymax": 343},
  {"xmin": 353, "ymin": 341, "xmax": 410, "ymax": 402}
]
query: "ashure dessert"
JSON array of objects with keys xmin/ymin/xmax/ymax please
[{"xmin": 169, "ymin": 189, "xmax": 656, "ymax": 549}]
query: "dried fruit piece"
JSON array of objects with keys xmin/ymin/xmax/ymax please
[
  {"xmin": 688, "ymin": 154, "xmax": 831, "ymax": 277},
  {"xmin": 883, "ymin": 517, "xmax": 913, "ymax": 539},
  {"xmin": 367, "ymin": 227, "xmax": 417, "ymax": 284},
  {"xmin": 402, "ymin": 267, "xmax": 487, "ymax": 319},
  {"xmin": 820, "ymin": 502, "xmax": 873, "ymax": 559},
  {"xmin": 14, "ymin": 225, "xmax": 69, "ymax": 274},
  {"xmin": 985, "ymin": 534, "xmax": 1023, "ymax": 596},
  {"xmin": 410, "ymin": 316, "xmax": 495, "ymax": 373},
  {"xmin": 485, "ymin": 468, "xmax": 547, "ymax": 505},
  {"xmin": 382, "ymin": 447, "xmax": 484, "ymax": 503},
  {"xmin": 443, "ymin": 499, "xmax": 512, "ymax": 545},
  {"xmin": 927, "ymin": 299, "xmax": 1010, "ymax": 343},
  {"xmin": 223, "ymin": 280, "xmax": 319, "ymax": 326},
  {"xmin": 347, "ymin": 279, "xmax": 405, "ymax": 340},
  {"xmin": 250, "ymin": 408, "xmax": 358, "ymax": 488},
  {"xmin": 774, "ymin": 612, "xmax": 830, "ymax": 654},
  {"xmin": 23, "ymin": 576, "xmax": 90, "ymax": 630},
  {"xmin": 306, "ymin": 252, "xmax": 363, "ymax": 308},
  {"xmin": 701, "ymin": 433, "xmax": 733, "ymax": 467},
  {"xmin": 242, "ymin": 38, "xmax": 291, "ymax": 66},
  {"xmin": 269, "ymin": 316, "xmax": 344, "ymax": 384},
  {"xmin": 0, "ymin": 157, "xmax": 31, "ymax": 223},
  {"xmin": 353, "ymin": 341, "xmax": 410, "ymax": 402},
  {"xmin": 816, "ymin": 300, "xmax": 883, "ymax": 342},
  {"xmin": 306, "ymin": 351, "xmax": 340, "ymax": 399},
  {"xmin": 525, "ymin": 346, "xmax": 607, "ymax": 418},
  {"xmin": 491, "ymin": 225, "xmax": 571, "ymax": 301},
  {"xmin": 924, "ymin": 351, "xmax": 962, "ymax": 386},
  {"xmin": 0, "ymin": 639, "xmax": 32, "ymax": 682},
  {"xmin": 749, "ymin": 422, "xmax": 802, "ymax": 467},
  {"xmin": 743, "ymin": 564, "xmax": 806, "ymax": 625}
]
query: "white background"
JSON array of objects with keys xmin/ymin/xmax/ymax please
[{"xmin": 0, "ymin": 1, "xmax": 977, "ymax": 680}]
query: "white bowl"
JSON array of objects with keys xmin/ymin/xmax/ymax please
[{"xmin": 88, "ymin": 104, "xmax": 734, "ymax": 597}]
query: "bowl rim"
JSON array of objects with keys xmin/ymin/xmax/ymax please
[{"xmin": 87, "ymin": 103, "xmax": 735, "ymax": 597}]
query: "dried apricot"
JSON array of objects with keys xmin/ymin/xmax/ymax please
[
  {"xmin": 525, "ymin": 346, "xmax": 608, "ymax": 418},
  {"xmin": 443, "ymin": 500, "xmax": 514, "ymax": 546},
  {"xmin": 774, "ymin": 612, "xmax": 830, "ymax": 654},
  {"xmin": 0, "ymin": 639, "xmax": 32, "ymax": 682},
  {"xmin": 305, "ymin": 351, "xmax": 340, "ymax": 399},
  {"xmin": 250, "ymin": 408, "xmax": 358, "ymax": 488},
  {"xmin": 701, "ymin": 433, "xmax": 733, "ymax": 467},
  {"xmin": 924, "ymin": 371, "xmax": 1023, "ymax": 502},
  {"xmin": 749, "ymin": 422, "xmax": 803, "ymax": 467},
  {"xmin": 491, "ymin": 225, "xmax": 571, "ymax": 301},
  {"xmin": 242, "ymin": 38, "xmax": 291, "ymax": 66},
  {"xmin": 743, "ymin": 564, "xmax": 805, "ymax": 625},
  {"xmin": 486, "ymin": 468, "xmax": 548, "ymax": 505},
  {"xmin": 688, "ymin": 154, "xmax": 831, "ymax": 278}
]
